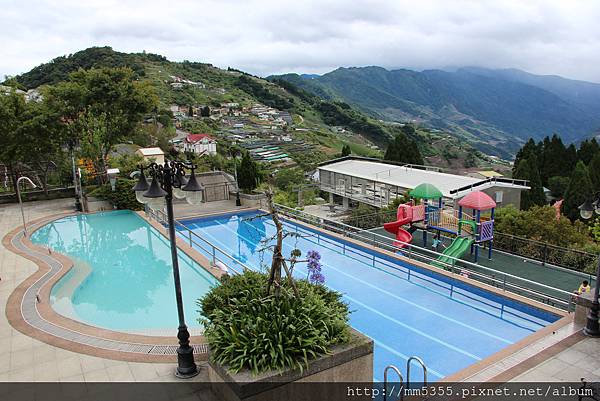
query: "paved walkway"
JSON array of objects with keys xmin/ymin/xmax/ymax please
[
  {"xmin": 0, "ymin": 199, "xmax": 211, "ymax": 385},
  {"xmin": 513, "ymin": 336, "xmax": 600, "ymax": 382}
]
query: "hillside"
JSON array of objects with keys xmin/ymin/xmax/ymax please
[
  {"xmin": 272, "ymin": 66, "xmax": 600, "ymax": 157},
  {"xmin": 7, "ymin": 47, "xmax": 502, "ymax": 172}
]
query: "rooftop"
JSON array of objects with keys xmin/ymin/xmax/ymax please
[
  {"xmin": 318, "ymin": 157, "xmax": 529, "ymax": 198},
  {"xmin": 185, "ymin": 133, "xmax": 215, "ymax": 143},
  {"xmin": 136, "ymin": 147, "xmax": 164, "ymax": 156}
]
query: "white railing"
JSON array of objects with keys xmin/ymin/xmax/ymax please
[
  {"xmin": 146, "ymin": 207, "xmax": 250, "ymax": 276},
  {"xmin": 273, "ymin": 204, "xmax": 574, "ymax": 312}
]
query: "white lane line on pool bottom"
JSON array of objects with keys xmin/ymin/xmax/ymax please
[
  {"xmin": 373, "ymin": 338, "xmax": 446, "ymax": 380},
  {"xmin": 284, "ymin": 222, "xmax": 548, "ymax": 333},
  {"xmin": 203, "ymin": 218, "xmax": 486, "ymax": 361},
  {"xmin": 234, "ymin": 217, "xmax": 514, "ymax": 345},
  {"xmin": 342, "ymin": 293, "xmax": 482, "ymax": 361}
]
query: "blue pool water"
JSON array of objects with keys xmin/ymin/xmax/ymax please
[
  {"xmin": 30, "ymin": 210, "xmax": 217, "ymax": 331},
  {"xmin": 178, "ymin": 211, "xmax": 560, "ymax": 382}
]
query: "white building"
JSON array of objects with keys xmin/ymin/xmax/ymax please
[
  {"xmin": 135, "ymin": 147, "xmax": 165, "ymax": 165},
  {"xmin": 183, "ymin": 133, "xmax": 217, "ymax": 156},
  {"xmin": 318, "ymin": 157, "xmax": 529, "ymax": 209}
]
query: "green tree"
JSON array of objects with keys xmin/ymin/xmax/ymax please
[
  {"xmin": 540, "ymin": 134, "xmax": 568, "ymax": 186},
  {"xmin": 340, "ymin": 144, "xmax": 351, "ymax": 157},
  {"xmin": 384, "ymin": 133, "xmax": 423, "ymax": 165},
  {"xmin": 547, "ymin": 176, "xmax": 570, "ymax": 198},
  {"xmin": 578, "ymin": 138, "xmax": 600, "ymax": 165},
  {"xmin": 274, "ymin": 168, "xmax": 305, "ymax": 191},
  {"xmin": 513, "ymin": 139, "xmax": 541, "ymax": 172},
  {"xmin": 589, "ymin": 153, "xmax": 600, "ymax": 192},
  {"xmin": 566, "ymin": 144, "xmax": 578, "ymax": 172},
  {"xmin": 513, "ymin": 157, "xmax": 545, "ymax": 209},
  {"xmin": 0, "ymin": 90, "xmax": 28, "ymax": 190},
  {"xmin": 188, "ymin": 105, "xmax": 194, "ymax": 117},
  {"xmin": 46, "ymin": 67, "xmax": 157, "ymax": 181},
  {"xmin": 238, "ymin": 151, "xmax": 260, "ymax": 192},
  {"xmin": 17, "ymin": 100, "xmax": 69, "ymax": 194},
  {"xmin": 495, "ymin": 205, "xmax": 590, "ymax": 247},
  {"xmin": 562, "ymin": 160, "xmax": 594, "ymax": 220}
]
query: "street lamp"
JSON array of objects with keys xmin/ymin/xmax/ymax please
[
  {"xmin": 132, "ymin": 160, "xmax": 204, "ymax": 378},
  {"xmin": 16, "ymin": 176, "xmax": 37, "ymax": 236},
  {"xmin": 579, "ymin": 191, "xmax": 600, "ymax": 337},
  {"xmin": 231, "ymin": 149, "xmax": 242, "ymax": 206}
]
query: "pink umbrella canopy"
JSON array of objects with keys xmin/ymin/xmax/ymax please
[{"xmin": 458, "ymin": 191, "xmax": 496, "ymax": 211}]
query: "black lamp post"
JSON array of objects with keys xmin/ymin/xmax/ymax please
[
  {"xmin": 579, "ymin": 192, "xmax": 600, "ymax": 337},
  {"xmin": 231, "ymin": 149, "xmax": 242, "ymax": 206},
  {"xmin": 133, "ymin": 160, "xmax": 204, "ymax": 378}
]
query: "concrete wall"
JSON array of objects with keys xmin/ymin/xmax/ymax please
[
  {"xmin": 208, "ymin": 329, "xmax": 373, "ymax": 401},
  {"xmin": 453, "ymin": 187, "xmax": 524, "ymax": 211},
  {"xmin": 480, "ymin": 186, "xmax": 522, "ymax": 210}
]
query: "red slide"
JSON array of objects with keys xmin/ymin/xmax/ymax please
[{"xmin": 383, "ymin": 204, "xmax": 414, "ymax": 248}]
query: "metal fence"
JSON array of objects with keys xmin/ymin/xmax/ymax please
[
  {"xmin": 146, "ymin": 207, "xmax": 249, "ymax": 276},
  {"xmin": 493, "ymin": 232, "xmax": 598, "ymax": 272},
  {"xmin": 342, "ymin": 210, "xmax": 599, "ymax": 273},
  {"xmin": 274, "ymin": 204, "xmax": 574, "ymax": 311}
]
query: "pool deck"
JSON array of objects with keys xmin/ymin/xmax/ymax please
[
  {"xmin": 0, "ymin": 199, "xmax": 216, "ymax": 390},
  {"xmin": 1, "ymin": 198, "xmax": 599, "ymax": 386}
]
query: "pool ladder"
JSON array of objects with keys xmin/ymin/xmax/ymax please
[{"xmin": 383, "ymin": 356, "xmax": 428, "ymax": 401}]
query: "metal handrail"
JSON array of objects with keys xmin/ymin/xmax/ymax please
[
  {"xmin": 347, "ymin": 209, "xmax": 596, "ymax": 272},
  {"xmin": 273, "ymin": 203, "xmax": 574, "ymax": 310},
  {"xmin": 383, "ymin": 365, "xmax": 404, "ymax": 401},
  {"xmin": 146, "ymin": 207, "xmax": 250, "ymax": 276},
  {"xmin": 282, "ymin": 215, "xmax": 571, "ymax": 308},
  {"xmin": 406, "ymin": 356, "xmax": 427, "ymax": 389}
]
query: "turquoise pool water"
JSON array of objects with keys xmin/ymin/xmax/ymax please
[
  {"xmin": 30, "ymin": 210, "xmax": 217, "ymax": 331},
  {"xmin": 178, "ymin": 211, "xmax": 560, "ymax": 382}
]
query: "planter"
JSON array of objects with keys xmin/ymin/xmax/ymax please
[
  {"xmin": 208, "ymin": 328, "xmax": 373, "ymax": 401},
  {"xmin": 234, "ymin": 192, "xmax": 267, "ymax": 208},
  {"xmin": 84, "ymin": 196, "xmax": 114, "ymax": 212}
]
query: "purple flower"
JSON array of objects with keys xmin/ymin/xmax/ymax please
[{"xmin": 306, "ymin": 250, "xmax": 325, "ymax": 285}]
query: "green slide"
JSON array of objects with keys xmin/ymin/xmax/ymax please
[{"xmin": 436, "ymin": 237, "xmax": 473, "ymax": 267}]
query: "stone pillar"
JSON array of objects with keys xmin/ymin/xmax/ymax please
[
  {"xmin": 361, "ymin": 182, "xmax": 366, "ymax": 195},
  {"xmin": 329, "ymin": 192, "xmax": 334, "ymax": 204},
  {"xmin": 342, "ymin": 197, "xmax": 349, "ymax": 209}
]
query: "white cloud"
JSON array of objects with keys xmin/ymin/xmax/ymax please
[{"xmin": 2, "ymin": 0, "xmax": 600, "ymax": 82}]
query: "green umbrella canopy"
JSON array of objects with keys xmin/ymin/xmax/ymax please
[{"xmin": 409, "ymin": 183, "xmax": 443, "ymax": 199}]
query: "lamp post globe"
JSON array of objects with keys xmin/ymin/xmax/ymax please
[
  {"xmin": 579, "ymin": 200, "xmax": 594, "ymax": 220},
  {"xmin": 133, "ymin": 170, "xmax": 151, "ymax": 204}
]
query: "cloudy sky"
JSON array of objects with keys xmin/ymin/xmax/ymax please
[{"xmin": 2, "ymin": 0, "xmax": 600, "ymax": 82}]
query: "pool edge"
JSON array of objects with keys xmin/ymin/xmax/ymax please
[{"xmin": 3, "ymin": 210, "xmax": 210, "ymax": 363}]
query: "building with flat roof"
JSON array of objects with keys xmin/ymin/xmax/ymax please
[
  {"xmin": 317, "ymin": 157, "xmax": 529, "ymax": 209},
  {"xmin": 135, "ymin": 147, "xmax": 165, "ymax": 165}
]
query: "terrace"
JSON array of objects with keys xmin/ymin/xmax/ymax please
[{"xmin": 1, "ymin": 197, "xmax": 599, "ymax": 394}]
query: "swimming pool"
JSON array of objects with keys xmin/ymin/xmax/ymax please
[
  {"xmin": 30, "ymin": 210, "xmax": 217, "ymax": 331},
  {"xmin": 178, "ymin": 210, "xmax": 560, "ymax": 382}
]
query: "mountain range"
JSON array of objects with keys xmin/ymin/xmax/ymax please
[{"xmin": 272, "ymin": 67, "xmax": 600, "ymax": 157}]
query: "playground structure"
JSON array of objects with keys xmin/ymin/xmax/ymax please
[{"xmin": 382, "ymin": 183, "xmax": 496, "ymax": 264}]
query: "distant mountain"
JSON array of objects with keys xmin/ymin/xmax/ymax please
[{"xmin": 272, "ymin": 67, "xmax": 600, "ymax": 156}]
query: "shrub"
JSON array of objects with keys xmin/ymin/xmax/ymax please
[
  {"xmin": 87, "ymin": 178, "xmax": 142, "ymax": 210},
  {"xmin": 198, "ymin": 271, "xmax": 350, "ymax": 375}
]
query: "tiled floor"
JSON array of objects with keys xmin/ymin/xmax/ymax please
[
  {"xmin": 513, "ymin": 336, "xmax": 600, "ymax": 382},
  {"xmin": 0, "ymin": 199, "xmax": 210, "ymax": 384}
]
